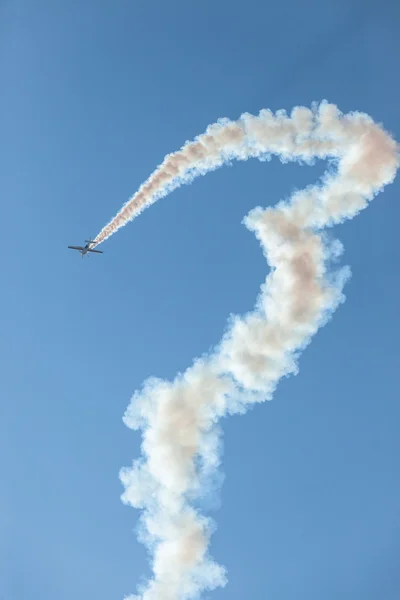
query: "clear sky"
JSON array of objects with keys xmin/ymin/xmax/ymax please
[{"xmin": 1, "ymin": 1, "xmax": 399, "ymax": 599}]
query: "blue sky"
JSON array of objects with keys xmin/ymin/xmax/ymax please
[{"xmin": 1, "ymin": 1, "xmax": 399, "ymax": 599}]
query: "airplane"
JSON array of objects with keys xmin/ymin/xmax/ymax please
[{"xmin": 68, "ymin": 238, "xmax": 103, "ymax": 257}]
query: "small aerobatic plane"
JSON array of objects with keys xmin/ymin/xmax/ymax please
[{"xmin": 68, "ymin": 238, "xmax": 103, "ymax": 257}]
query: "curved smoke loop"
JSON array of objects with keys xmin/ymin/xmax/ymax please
[{"xmin": 94, "ymin": 102, "xmax": 399, "ymax": 600}]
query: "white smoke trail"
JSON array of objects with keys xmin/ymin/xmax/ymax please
[{"xmin": 95, "ymin": 103, "xmax": 399, "ymax": 600}]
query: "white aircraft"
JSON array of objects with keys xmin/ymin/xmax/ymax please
[{"xmin": 68, "ymin": 238, "xmax": 103, "ymax": 257}]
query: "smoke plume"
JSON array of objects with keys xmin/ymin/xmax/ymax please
[{"xmin": 94, "ymin": 103, "xmax": 399, "ymax": 599}]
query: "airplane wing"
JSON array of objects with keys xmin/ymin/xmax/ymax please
[
  {"xmin": 68, "ymin": 246, "xmax": 84, "ymax": 250},
  {"xmin": 87, "ymin": 248, "xmax": 103, "ymax": 254}
]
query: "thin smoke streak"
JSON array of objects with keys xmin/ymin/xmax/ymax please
[{"xmin": 94, "ymin": 103, "xmax": 398, "ymax": 600}]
